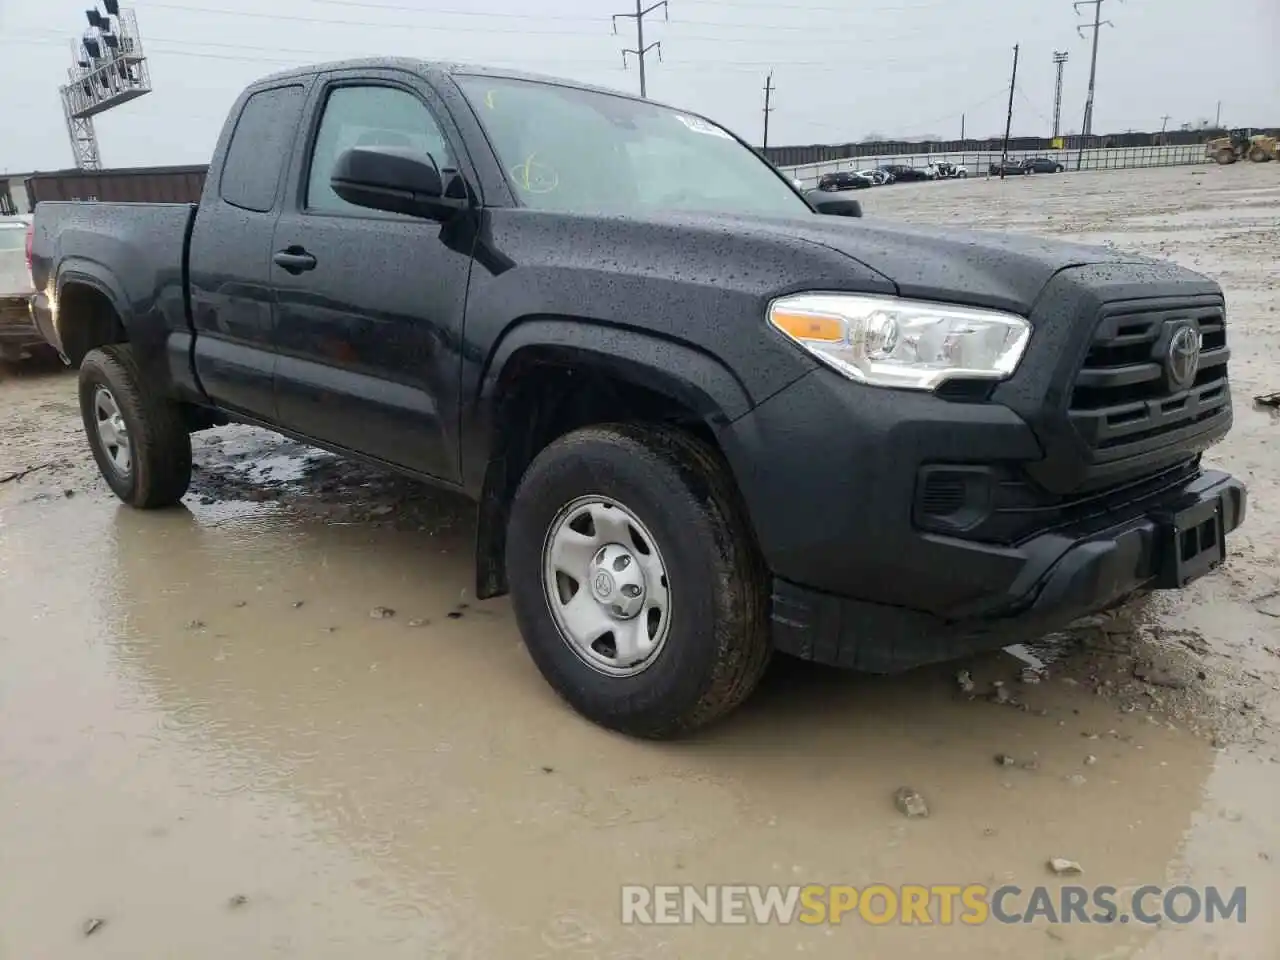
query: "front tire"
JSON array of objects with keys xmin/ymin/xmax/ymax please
[
  {"xmin": 506, "ymin": 423, "xmax": 772, "ymax": 738},
  {"xmin": 79, "ymin": 344, "xmax": 192, "ymax": 508}
]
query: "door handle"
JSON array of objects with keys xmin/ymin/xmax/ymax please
[{"xmin": 273, "ymin": 247, "xmax": 317, "ymax": 274}]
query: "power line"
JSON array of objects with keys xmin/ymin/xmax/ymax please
[
  {"xmin": 304, "ymin": 0, "xmax": 868, "ymax": 34},
  {"xmin": 5, "ymin": 33, "xmax": 918, "ymax": 72},
  {"xmin": 1074, "ymin": 0, "xmax": 1115, "ymax": 137},
  {"xmin": 613, "ymin": 0, "xmax": 668, "ymax": 98},
  {"xmin": 1016, "ymin": 86, "xmax": 1054, "ymax": 130},
  {"xmin": 683, "ymin": 0, "xmax": 938, "ymax": 11},
  {"xmin": 132, "ymin": 1, "xmax": 925, "ymax": 47}
]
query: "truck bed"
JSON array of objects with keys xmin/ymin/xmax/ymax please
[{"xmin": 29, "ymin": 201, "xmax": 197, "ymax": 391}]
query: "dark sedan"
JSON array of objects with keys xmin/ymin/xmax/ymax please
[
  {"xmin": 817, "ymin": 171, "xmax": 872, "ymax": 191},
  {"xmin": 1023, "ymin": 157, "xmax": 1065, "ymax": 173},
  {"xmin": 878, "ymin": 164, "xmax": 932, "ymax": 183},
  {"xmin": 988, "ymin": 159, "xmax": 1028, "ymax": 176}
]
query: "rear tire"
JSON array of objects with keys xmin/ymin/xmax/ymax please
[
  {"xmin": 78, "ymin": 344, "xmax": 192, "ymax": 508},
  {"xmin": 506, "ymin": 423, "xmax": 772, "ymax": 738}
]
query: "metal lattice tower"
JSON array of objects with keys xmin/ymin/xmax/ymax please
[
  {"xmin": 1052, "ymin": 51, "xmax": 1069, "ymax": 138},
  {"xmin": 58, "ymin": 2, "xmax": 152, "ymax": 170}
]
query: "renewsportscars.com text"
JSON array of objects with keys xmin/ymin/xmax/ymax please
[{"xmin": 620, "ymin": 884, "xmax": 1247, "ymax": 926}]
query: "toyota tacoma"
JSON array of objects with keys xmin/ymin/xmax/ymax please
[{"xmin": 28, "ymin": 60, "xmax": 1245, "ymax": 737}]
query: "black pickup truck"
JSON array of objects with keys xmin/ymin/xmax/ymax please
[{"xmin": 30, "ymin": 59, "xmax": 1245, "ymax": 737}]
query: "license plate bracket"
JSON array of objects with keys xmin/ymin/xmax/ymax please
[{"xmin": 1153, "ymin": 496, "xmax": 1225, "ymax": 589}]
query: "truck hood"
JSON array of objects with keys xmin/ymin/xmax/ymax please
[
  {"xmin": 675, "ymin": 212, "xmax": 1175, "ymax": 316},
  {"xmin": 757, "ymin": 213, "xmax": 1177, "ymax": 312}
]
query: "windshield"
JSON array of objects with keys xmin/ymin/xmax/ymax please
[{"xmin": 456, "ymin": 75, "xmax": 809, "ymax": 219}]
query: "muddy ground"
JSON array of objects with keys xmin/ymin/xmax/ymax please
[{"xmin": 2, "ymin": 164, "xmax": 1277, "ymax": 959}]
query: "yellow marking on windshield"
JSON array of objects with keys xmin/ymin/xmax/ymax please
[{"xmin": 510, "ymin": 153, "xmax": 559, "ymax": 194}]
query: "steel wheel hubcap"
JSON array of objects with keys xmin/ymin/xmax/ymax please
[
  {"xmin": 93, "ymin": 386, "xmax": 132, "ymax": 477},
  {"xmin": 542, "ymin": 496, "xmax": 672, "ymax": 677}
]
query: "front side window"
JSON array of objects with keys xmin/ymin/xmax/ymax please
[
  {"xmin": 306, "ymin": 84, "xmax": 455, "ymax": 214},
  {"xmin": 456, "ymin": 75, "xmax": 809, "ymax": 219}
]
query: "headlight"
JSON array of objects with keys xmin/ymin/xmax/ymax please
[{"xmin": 768, "ymin": 293, "xmax": 1030, "ymax": 390}]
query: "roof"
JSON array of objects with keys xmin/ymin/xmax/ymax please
[{"xmin": 250, "ymin": 57, "xmax": 650, "ymax": 105}]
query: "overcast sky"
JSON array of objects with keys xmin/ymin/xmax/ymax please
[{"xmin": 1, "ymin": 0, "xmax": 1276, "ymax": 172}]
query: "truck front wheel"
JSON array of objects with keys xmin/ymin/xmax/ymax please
[
  {"xmin": 506, "ymin": 423, "xmax": 772, "ymax": 738},
  {"xmin": 78, "ymin": 344, "xmax": 192, "ymax": 508}
]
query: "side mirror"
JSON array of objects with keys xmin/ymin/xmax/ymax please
[
  {"xmin": 805, "ymin": 190, "xmax": 863, "ymax": 218},
  {"xmin": 330, "ymin": 147, "xmax": 464, "ymax": 220}
]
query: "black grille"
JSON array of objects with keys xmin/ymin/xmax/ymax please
[
  {"xmin": 1068, "ymin": 301, "xmax": 1230, "ymax": 464},
  {"xmin": 920, "ymin": 475, "xmax": 967, "ymax": 517}
]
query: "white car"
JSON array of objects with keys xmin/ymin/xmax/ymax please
[
  {"xmin": 927, "ymin": 162, "xmax": 969, "ymax": 180},
  {"xmin": 0, "ymin": 215, "xmax": 43, "ymax": 362}
]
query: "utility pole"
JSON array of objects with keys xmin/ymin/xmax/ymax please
[
  {"xmin": 1052, "ymin": 51, "xmax": 1069, "ymax": 138},
  {"xmin": 1215, "ymin": 100, "xmax": 1222, "ymax": 128},
  {"xmin": 1074, "ymin": 0, "xmax": 1114, "ymax": 138},
  {"xmin": 961, "ymin": 113, "xmax": 965, "ymax": 141},
  {"xmin": 1160, "ymin": 114, "xmax": 1171, "ymax": 133},
  {"xmin": 613, "ymin": 0, "xmax": 668, "ymax": 99},
  {"xmin": 1000, "ymin": 43, "xmax": 1019, "ymax": 180},
  {"xmin": 762, "ymin": 72, "xmax": 775, "ymax": 150}
]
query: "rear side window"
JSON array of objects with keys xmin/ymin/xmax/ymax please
[{"xmin": 220, "ymin": 85, "xmax": 305, "ymax": 212}]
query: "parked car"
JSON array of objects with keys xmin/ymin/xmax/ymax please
[
  {"xmin": 817, "ymin": 171, "xmax": 872, "ymax": 191},
  {"xmin": 30, "ymin": 59, "xmax": 1246, "ymax": 738},
  {"xmin": 855, "ymin": 168, "xmax": 890, "ymax": 186},
  {"xmin": 878, "ymin": 164, "xmax": 932, "ymax": 182},
  {"xmin": 928, "ymin": 161, "xmax": 968, "ymax": 180},
  {"xmin": 1023, "ymin": 157, "xmax": 1066, "ymax": 174},
  {"xmin": 989, "ymin": 158, "xmax": 1028, "ymax": 176},
  {"xmin": 0, "ymin": 215, "xmax": 43, "ymax": 363}
]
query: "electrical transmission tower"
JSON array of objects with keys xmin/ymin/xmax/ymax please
[
  {"xmin": 613, "ymin": 0, "xmax": 668, "ymax": 99},
  {"xmin": 58, "ymin": 1, "xmax": 151, "ymax": 169},
  {"xmin": 1052, "ymin": 51, "xmax": 1069, "ymax": 138},
  {"xmin": 1074, "ymin": 0, "xmax": 1115, "ymax": 138}
]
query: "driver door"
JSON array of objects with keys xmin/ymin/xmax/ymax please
[{"xmin": 270, "ymin": 72, "xmax": 476, "ymax": 482}]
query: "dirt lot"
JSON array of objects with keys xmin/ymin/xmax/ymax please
[{"xmin": 2, "ymin": 164, "xmax": 1277, "ymax": 959}]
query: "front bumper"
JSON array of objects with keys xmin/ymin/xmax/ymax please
[
  {"xmin": 720, "ymin": 356, "xmax": 1247, "ymax": 673},
  {"xmin": 768, "ymin": 468, "xmax": 1245, "ymax": 672}
]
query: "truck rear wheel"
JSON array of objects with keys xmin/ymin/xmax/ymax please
[
  {"xmin": 78, "ymin": 344, "xmax": 192, "ymax": 508},
  {"xmin": 505, "ymin": 423, "xmax": 772, "ymax": 738}
]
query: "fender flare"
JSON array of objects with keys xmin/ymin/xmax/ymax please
[
  {"xmin": 56, "ymin": 261, "xmax": 131, "ymax": 324},
  {"xmin": 478, "ymin": 316, "xmax": 754, "ymax": 426},
  {"xmin": 470, "ymin": 317, "xmax": 755, "ymax": 600}
]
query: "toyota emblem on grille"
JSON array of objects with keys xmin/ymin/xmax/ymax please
[{"xmin": 1167, "ymin": 324, "xmax": 1201, "ymax": 391}]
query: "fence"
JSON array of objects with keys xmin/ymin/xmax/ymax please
[{"xmin": 781, "ymin": 144, "xmax": 1209, "ymax": 189}]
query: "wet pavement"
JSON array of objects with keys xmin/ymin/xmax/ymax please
[{"xmin": 2, "ymin": 164, "xmax": 1278, "ymax": 958}]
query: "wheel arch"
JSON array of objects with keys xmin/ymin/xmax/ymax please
[
  {"xmin": 470, "ymin": 317, "xmax": 756, "ymax": 600},
  {"xmin": 55, "ymin": 264, "xmax": 131, "ymax": 366}
]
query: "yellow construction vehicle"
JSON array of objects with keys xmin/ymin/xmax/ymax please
[
  {"xmin": 1206, "ymin": 131, "xmax": 1277, "ymax": 164},
  {"xmin": 1245, "ymin": 135, "xmax": 1278, "ymax": 162}
]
